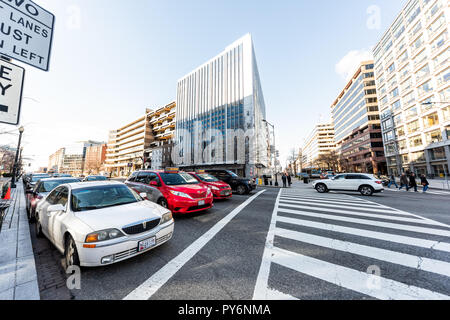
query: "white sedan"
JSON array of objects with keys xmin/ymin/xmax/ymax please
[
  {"xmin": 35, "ymin": 181, "xmax": 174, "ymax": 269},
  {"xmin": 312, "ymin": 173, "xmax": 384, "ymax": 196}
]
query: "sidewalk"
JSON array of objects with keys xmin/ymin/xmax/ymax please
[{"xmin": 0, "ymin": 182, "xmax": 40, "ymax": 300}]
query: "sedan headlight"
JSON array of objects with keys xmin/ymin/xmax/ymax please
[
  {"xmin": 210, "ymin": 186, "xmax": 220, "ymax": 191},
  {"xmin": 160, "ymin": 211, "xmax": 173, "ymax": 224},
  {"xmin": 169, "ymin": 190, "xmax": 193, "ymax": 199},
  {"xmin": 206, "ymin": 188, "xmax": 212, "ymax": 196},
  {"xmin": 85, "ymin": 229, "xmax": 124, "ymax": 243}
]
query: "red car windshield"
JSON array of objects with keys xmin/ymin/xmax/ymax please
[
  {"xmin": 159, "ymin": 173, "xmax": 199, "ymax": 186},
  {"xmin": 197, "ymin": 174, "xmax": 219, "ymax": 182}
]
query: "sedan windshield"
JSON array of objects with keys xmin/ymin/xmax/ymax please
[
  {"xmin": 159, "ymin": 173, "xmax": 199, "ymax": 186},
  {"xmin": 197, "ymin": 174, "xmax": 219, "ymax": 182},
  {"xmin": 37, "ymin": 179, "xmax": 79, "ymax": 193},
  {"xmin": 71, "ymin": 185, "xmax": 140, "ymax": 212},
  {"xmin": 31, "ymin": 175, "xmax": 50, "ymax": 182},
  {"xmin": 226, "ymin": 170, "xmax": 239, "ymax": 178}
]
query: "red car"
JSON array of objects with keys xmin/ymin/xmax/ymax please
[
  {"xmin": 188, "ymin": 172, "xmax": 232, "ymax": 200},
  {"xmin": 126, "ymin": 168, "xmax": 213, "ymax": 214}
]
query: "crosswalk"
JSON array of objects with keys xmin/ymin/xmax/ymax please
[
  {"xmin": 384, "ymin": 187, "xmax": 450, "ymax": 196},
  {"xmin": 253, "ymin": 188, "xmax": 450, "ymax": 300}
]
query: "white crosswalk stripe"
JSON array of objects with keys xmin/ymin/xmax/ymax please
[{"xmin": 253, "ymin": 188, "xmax": 450, "ymax": 300}]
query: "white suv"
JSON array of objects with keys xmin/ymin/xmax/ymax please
[{"xmin": 312, "ymin": 173, "xmax": 384, "ymax": 196}]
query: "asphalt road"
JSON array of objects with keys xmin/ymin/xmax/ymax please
[{"xmin": 29, "ymin": 183, "xmax": 450, "ymax": 300}]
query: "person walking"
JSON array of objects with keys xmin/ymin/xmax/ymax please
[
  {"xmin": 420, "ymin": 174, "xmax": 430, "ymax": 193},
  {"xmin": 409, "ymin": 173, "xmax": 418, "ymax": 192},
  {"xmin": 387, "ymin": 174, "xmax": 399, "ymax": 189},
  {"xmin": 281, "ymin": 173, "xmax": 287, "ymax": 188},
  {"xmin": 287, "ymin": 174, "xmax": 292, "ymax": 187},
  {"xmin": 399, "ymin": 173, "xmax": 409, "ymax": 191}
]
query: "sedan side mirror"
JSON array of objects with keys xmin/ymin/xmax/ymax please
[
  {"xmin": 47, "ymin": 204, "xmax": 65, "ymax": 213},
  {"xmin": 140, "ymin": 192, "xmax": 148, "ymax": 199},
  {"xmin": 149, "ymin": 181, "xmax": 158, "ymax": 187}
]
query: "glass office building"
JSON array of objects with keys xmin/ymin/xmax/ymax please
[
  {"xmin": 373, "ymin": 0, "xmax": 450, "ymax": 178},
  {"xmin": 174, "ymin": 34, "xmax": 270, "ymax": 178},
  {"xmin": 331, "ymin": 61, "xmax": 386, "ymax": 174}
]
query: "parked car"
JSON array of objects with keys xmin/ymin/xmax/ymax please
[
  {"xmin": 26, "ymin": 173, "xmax": 51, "ymax": 191},
  {"xmin": 26, "ymin": 177, "xmax": 81, "ymax": 221},
  {"xmin": 83, "ymin": 175, "xmax": 108, "ymax": 182},
  {"xmin": 35, "ymin": 181, "xmax": 174, "ymax": 269},
  {"xmin": 125, "ymin": 177, "xmax": 167, "ymax": 206},
  {"xmin": 126, "ymin": 168, "xmax": 213, "ymax": 214},
  {"xmin": 312, "ymin": 173, "xmax": 384, "ymax": 196},
  {"xmin": 204, "ymin": 169, "xmax": 256, "ymax": 195},
  {"xmin": 188, "ymin": 171, "xmax": 232, "ymax": 200}
]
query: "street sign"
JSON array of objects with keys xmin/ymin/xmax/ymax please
[
  {"xmin": 0, "ymin": 58, "xmax": 24, "ymax": 125},
  {"xmin": 0, "ymin": 0, "xmax": 55, "ymax": 71}
]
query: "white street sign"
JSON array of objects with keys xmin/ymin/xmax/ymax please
[
  {"xmin": 0, "ymin": 58, "xmax": 24, "ymax": 125},
  {"xmin": 0, "ymin": 0, "xmax": 55, "ymax": 71}
]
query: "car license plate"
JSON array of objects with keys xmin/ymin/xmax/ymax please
[
  {"xmin": 138, "ymin": 237, "xmax": 156, "ymax": 252},
  {"xmin": 198, "ymin": 200, "xmax": 205, "ymax": 206},
  {"xmin": 224, "ymin": 191, "xmax": 231, "ymax": 196}
]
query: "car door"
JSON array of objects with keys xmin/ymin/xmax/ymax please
[
  {"xmin": 39, "ymin": 187, "xmax": 61, "ymax": 239},
  {"xmin": 51, "ymin": 187, "xmax": 70, "ymax": 250},
  {"xmin": 344, "ymin": 174, "xmax": 362, "ymax": 190},
  {"xmin": 327, "ymin": 174, "xmax": 346, "ymax": 190}
]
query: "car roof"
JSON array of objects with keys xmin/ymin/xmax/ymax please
[
  {"xmin": 66, "ymin": 181, "xmax": 124, "ymax": 190},
  {"xmin": 39, "ymin": 177, "xmax": 80, "ymax": 182}
]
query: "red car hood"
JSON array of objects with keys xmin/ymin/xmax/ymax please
[
  {"xmin": 167, "ymin": 184, "xmax": 209, "ymax": 198},
  {"xmin": 203, "ymin": 181, "xmax": 230, "ymax": 188}
]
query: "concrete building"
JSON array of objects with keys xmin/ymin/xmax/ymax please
[
  {"xmin": 145, "ymin": 101, "xmax": 176, "ymax": 170},
  {"xmin": 373, "ymin": 0, "xmax": 450, "ymax": 178},
  {"xmin": 174, "ymin": 34, "xmax": 270, "ymax": 178},
  {"xmin": 105, "ymin": 111, "xmax": 154, "ymax": 177},
  {"xmin": 59, "ymin": 141, "xmax": 104, "ymax": 176},
  {"xmin": 48, "ymin": 148, "xmax": 65, "ymax": 173},
  {"xmin": 301, "ymin": 123, "xmax": 336, "ymax": 170},
  {"xmin": 84, "ymin": 144, "xmax": 107, "ymax": 175},
  {"xmin": 331, "ymin": 61, "xmax": 387, "ymax": 175}
]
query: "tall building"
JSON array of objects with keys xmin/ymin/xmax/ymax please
[
  {"xmin": 48, "ymin": 148, "xmax": 65, "ymax": 173},
  {"xmin": 84, "ymin": 144, "xmax": 107, "ymax": 175},
  {"xmin": 373, "ymin": 0, "xmax": 450, "ymax": 178},
  {"xmin": 145, "ymin": 101, "xmax": 176, "ymax": 170},
  {"xmin": 331, "ymin": 61, "xmax": 386, "ymax": 174},
  {"xmin": 174, "ymin": 34, "xmax": 270, "ymax": 177},
  {"xmin": 301, "ymin": 123, "xmax": 336, "ymax": 170},
  {"xmin": 60, "ymin": 141, "xmax": 104, "ymax": 176},
  {"xmin": 105, "ymin": 112, "xmax": 154, "ymax": 177}
]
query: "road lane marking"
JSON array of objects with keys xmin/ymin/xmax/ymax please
[
  {"xmin": 280, "ymin": 196, "xmax": 383, "ymax": 208},
  {"xmin": 271, "ymin": 247, "xmax": 450, "ymax": 300},
  {"xmin": 124, "ymin": 189, "xmax": 267, "ymax": 300},
  {"xmin": 275, "ymin": 227, "xmax": 450, "ymax": 277},
  {"xmin": 280, "ymin": 195, "xmax": 376, "ymax": 206},
  {"xmin": 253, "ymin": 189, "xmax": 282, "ymax": 300},
  {"xmin": 278, "ymin": 202, "xmax": 448, "ymax": 227},
  {"xmin": 277, "ymin": 216, "xmax": 450, "ymax": 252}
]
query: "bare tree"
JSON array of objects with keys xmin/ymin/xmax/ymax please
[{"xmin": 288, "ymin": 148, "xmax": 299, "ymax": 176}]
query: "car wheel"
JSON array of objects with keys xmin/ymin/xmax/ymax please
[
  {"xmin": 236, "ymin": 185, "xmax": 247, "ymax": 195},
  {"xmin": 158, "ymin": 198, "xmax": 168, "ymax": 209},
  {"xmin": 65, "ymin": 235, "xmax": 80, "ymax": 270},
  {"xmin": 360, "ymin": 186, "xmax": 374, "ymax": 196},
  {"xmin": 315, "ymin": 183, "xmax": 328, "ymax": 193},
  {"xmin": 35, "ymin": 214, "xmax": 43, "ymax": 238}
]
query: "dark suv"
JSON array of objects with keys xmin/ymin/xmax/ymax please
[{"xmin": 205, "ymin": 169, "xmax": 256, "ymax": 195}]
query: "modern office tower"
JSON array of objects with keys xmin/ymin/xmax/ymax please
[
  {"xmin": 48, "ymin": 148, "xmax": 65, "ymax": 173},
  {"xmin": 301, "ymin": 123, "xmax": 336, "ymax": 170},
  {"xmin": 174, "ymin": 34, "xmax": 270, "ymax": 178},
  {"xmin": 331, "ymin": 61, "xmax": 386, "ymax": 174},
  {"xmin": 373, "ymin": 0, "xmax": 450, "ymax": 178},
  {"xmin": 60, "ymin": 141, "xmax": 104, "ymax": 176}
]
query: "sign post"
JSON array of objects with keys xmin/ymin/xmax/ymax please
[
  {"xmin": 0, "ymin": 0, "xmax": 55, "ymax": 71},
  {"xmin": 0, "ymin": 58, "xmax": 24, "ymax": 125}
]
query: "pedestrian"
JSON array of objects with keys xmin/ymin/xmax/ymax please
[
  {"xmin": 387, "ymin": 174, "xmax": 399, "ymax": 189},
  {"xmin": 281, "ymin": 173, "xmax": 287, "ymax": 188},
  {"xmin": 420, "ymin": 174, "xmax": 430, "ymax": 193},
  {"xmin": 409, "ymin": 173, "xmax": 418, "ymax": 192},
  {"xmin": 399, "ymin": 173, "xmax": 409, "ymax": 191},
  {"xmin": 287, "ymin": 174, "xmax": 292, "ymax": 187}
]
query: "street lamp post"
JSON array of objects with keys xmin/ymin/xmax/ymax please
[
  {"xmin": 263, "ymin": 120, "xmax": 278, "ymax": 186},
  {"xmin": 10, "ymin": 126, "xmax": 24, "ymax": 189}
]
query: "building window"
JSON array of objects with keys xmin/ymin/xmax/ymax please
[
  {"xmin": 418, "ymin": 80, "xmax": 434, "ymax": 96},
  {"xmin": 423, "ymin": 113, "xmax": 439, "ymax": 128},
  {"xmin": 443, "ymin": 107, "xmax": 450, "ymax": 122},
  {"xmin": 430, "ymin": 147, "xmax": 446, "ymax": 161},
  {"xmin": 407, "ymin": 119, "xmax": 420, "ymax": 134},
  {"xmin": 409, "ymin": 135, "xmax": 423, "ymax": 148},
  {"xmin": 397, "ymin": 126, "xmax": 406, "ymax": 138},
  {"xmin": 426, "ymin": 130, "xmax": 443, "ymax": 144},
  {"xmin": 398, "ymin": 140, "xmax": 407, "ymax": 152},
  {"xmin": 406, "ymin": 106, "xmax": 418, "ymax": 120}
]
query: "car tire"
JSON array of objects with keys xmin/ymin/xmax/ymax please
[
  {"xmin": 315, "ymin": 183, "xmax": 328, "ymax": 193},
  {"xmin": 65, "ymin": 235, "xmax": 81, "ymax": 270},
  {"xmin": 158, "ymin": 198, "xmax": 169, "ymax": 209},
  {"xmin": 236, "ymin": 185, "xmax": 247, "ymax": 195},
  {"xmin": 359, "ymin": 185, "xmax": 374, "ymax": 196},
  {"xmin": 35, "ymin": 214, "xmax": 43, "ymax": 238}
]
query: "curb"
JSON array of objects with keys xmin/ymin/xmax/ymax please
[{"xmin": 0, "ymin": 182, "xmax": 40, "ymax": 300}]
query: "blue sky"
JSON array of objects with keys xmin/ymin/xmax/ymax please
[{"xmin": 0, "ymin": 0, "xmax": 406, "ymax": 170}]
